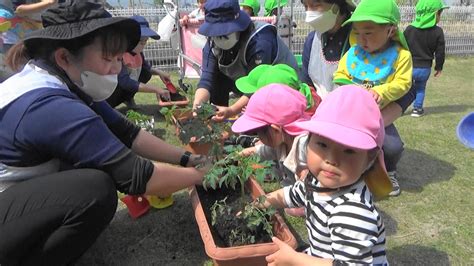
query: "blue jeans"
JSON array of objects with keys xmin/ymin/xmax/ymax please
[
  {"xmin": 383, "ymin": 124, "xmax": 404, "ymax": 173},
  {"xmin": 411, "ymin": 67, "xmax": 432, "ymax": 109}
]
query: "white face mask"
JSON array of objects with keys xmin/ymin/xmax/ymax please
[
  {"xmin": 211, "ymin": 32, "xmax": 240, "ymax": 50},
  {"xmin": 76, "ymin": 71, "xmax": 118, "ymax": 102},
  {"xmin": 305, "ymin": 5, "xmax": 339, "ymax": 33}
]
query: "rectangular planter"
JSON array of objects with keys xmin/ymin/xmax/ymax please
[
  {"xmin": 157, "ymin": 95, "xmax": 189, "ymax": 108},
  {"xmin": 189, "ymin": 178, "xmax": 298, "ymax": 266}
]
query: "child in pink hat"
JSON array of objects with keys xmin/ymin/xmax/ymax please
[
  {"xmin": 260, "ymin": 85, "xmax": 389, "ymax": 265},
  {"xmin": 232, "ymin": 84, "xmax": 311, "ymax": 188}
]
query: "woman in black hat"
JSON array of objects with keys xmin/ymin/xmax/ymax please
[{"xmin": 0, "ymin": 2, "xmax": 209, "ymax": 264}]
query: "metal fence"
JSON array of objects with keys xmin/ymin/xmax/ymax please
[{"xmin": 108, "ymin": 5, "xmax": 474, "ymax": 71}]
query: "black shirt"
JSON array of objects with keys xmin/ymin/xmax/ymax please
[{"xmin": 404, "ymin": 25, "xmax": 445, "ymax": 70}]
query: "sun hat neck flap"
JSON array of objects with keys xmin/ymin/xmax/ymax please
[
  {"xmin": 411, "ymin": 0, "xmax": 449, "ymax": 29},
  {"xmin": 23, "ymin": 1, "xmax": 140, "ymax": 52}
]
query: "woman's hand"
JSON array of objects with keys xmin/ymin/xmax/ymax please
[
  {"xmin": 155, "ymin": 88, "xmax": 171, "ymax": 102},
  {"xmin": 187, "ymin": 154, "xmax": 208, "ymax": 167}
]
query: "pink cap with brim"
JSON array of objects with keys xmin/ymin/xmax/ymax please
[
  {"xmin": 232, "ymin": 84, "xmax": 309, "ymax": 136},
  {"xmin": 296, "ymin": 85, "xmax": 392, "ymax": 198},
  {"xmin": 295, "ymin": 85, "xmax": 384, "ymax": 150}
]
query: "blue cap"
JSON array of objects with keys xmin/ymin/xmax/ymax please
[
  {"xmin": 198, "ymin": 0, "xmax": 251, "ymax": 37},
  {"xmin": 457, "ymin": 112, "xmax": 474, "ymax": 149},
  {"xmin": 131, "ymin": 15, "xmax": 160, "ymax": 40}
]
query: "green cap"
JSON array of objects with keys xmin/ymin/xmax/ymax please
[
  {"xmin": 342, "ymin": 0, "xmax": 408, "ymax": 50},
  {"xmin": 240, "ymin": 0, "xmax": 260, "ymax": 16},
  {"xmin": 236, "ymin": 64, "xmax": 314, "ymax": 109},
  {"xmin": 412, "ymin": 0, "xmax": 449, "ymax": 29},
  {"xmin": 264, "ymin": 0, "xmax": 288, "ymax": 16}
]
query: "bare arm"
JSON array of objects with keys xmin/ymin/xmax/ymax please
[
  {"xmin": 262, "ymin": 188, "xmax": 287, "ymax": 209},
  {"xmin": 145, "ymin": 163, "xmax": 206, "ymax": 197},
  {"xmin": 137, "ymin": 83, "xmax": 170, "ymax": 101},
  {"xmin": 132, "ymin": 130, "xmax": 203, "ymax": 166},
  {"xmin": 381, "ymin": 101, "xmax": 403, "ymax": 127},
  {"xmin": 193, "ymin": 88, "xmax": 211, "ymax": 109},
  {"xmin": 213, "ymin": 95, "xmax": 249, "ymax": 122},
  {"xmin": 14, "ymin": 0, "xmax": 57, "ymax": 17},
  {"xmin": 266, "ymin": 237, "xmax": 333, "ymax": 266}
]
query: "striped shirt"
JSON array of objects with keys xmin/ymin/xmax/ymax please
[{"xmin": 284, "ymin": 178, "xmax": 388, "ymax": 265}]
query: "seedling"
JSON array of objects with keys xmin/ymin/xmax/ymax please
[
  {"xmin": 126, "ymin": 110, "xmax": 154, "ymax": 133},
  {"xmin": 203, "ymin": 145, "xmax": 274, "ymax": 198}
]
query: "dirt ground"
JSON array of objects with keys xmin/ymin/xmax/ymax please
[{"xmin": 76, "ymin": 190, "xmax": 210, "ymax": 266}]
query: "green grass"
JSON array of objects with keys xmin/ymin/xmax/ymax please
[{"xmin": 131, "ymin": 56, "xmax": 474, "ymax": 265}]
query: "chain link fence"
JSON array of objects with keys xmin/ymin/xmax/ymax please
[{"xmin": 108, "ymin": 5, "xmax": 474, "ymax": 71}]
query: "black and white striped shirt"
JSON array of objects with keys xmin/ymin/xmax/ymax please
[{"xmin": 284, "ymin": 178, "xmax": 388, "ymax": 265}]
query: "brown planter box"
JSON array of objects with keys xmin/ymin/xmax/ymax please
[
  {"xmin": 189, "ymin": 178, "xmax": 298, "ymax": 266},
  {"xmin": 157, "ymin": 96, "xmax": 190, "ymax": 108}
]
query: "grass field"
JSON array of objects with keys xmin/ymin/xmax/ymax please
[{"xmin": 113, "ymin": 56, "xmax": 473, "ymax": 265}]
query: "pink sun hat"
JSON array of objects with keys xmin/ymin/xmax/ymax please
[
  {"xmin": 296, "ymin": 85, "xmax": 393, "ymax": 199},
  {"xmin": 295, "ymin": 85, "xmax": 384, "ymax": 150},
  {"xmin": 232, "ymin": 84, "xmax": 310, "ymax": 136}
]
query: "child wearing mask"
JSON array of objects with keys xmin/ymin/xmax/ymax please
[
  {"xmin": 261, "ymin": 85, "xmax": 389, "ymax": 265},
  {"xmin": 106, "ymin": 15, "xmax": 172, "ymax": 109},
  {"xmin": 404, "ymin": 0, "xmax": 448, "ymax": 117},
  {"xmin": 333, "ymin": 0, "xmax": 413, "ymax": 196}
]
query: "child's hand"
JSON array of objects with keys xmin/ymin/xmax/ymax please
[
  {"xmin": 179, "ymin": 15, "xmax": 189, "ymax": 26},
  {"xmin": 434, "ymin": 70, "xmax": 442, "ymax": 77},
  {"xmin": 266, "ymin": 237, "xmax": 299, "ymax": 266},
  {"xmin": 369, "ymin": 90, "xmax": 382, "ymax": 104},
  {"xmin": 212, "ymin": 105, "xmax": 233, "ymax": 122},
  {"xmin": 239, "ymin": 147, "xmax": 256, "ymax": 157}
]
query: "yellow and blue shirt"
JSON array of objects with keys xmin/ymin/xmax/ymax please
[{"xmin": 334, "ymin": 42, "xmax": 412, "ymax": 109}]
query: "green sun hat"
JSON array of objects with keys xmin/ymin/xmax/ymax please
[
  {"xmin": 412, "ymin": 0, "xmax": 449, "ymax": 29},
  {"xmin": 342, "ymin": 0, "xmax": 409, "ymax": 50},
  {"xmin": 240, "ymin": 0, "xmax": 260, "ymax": 16},
  {"xmin": 235, "ymin": 64, "xmax": 314, "ymax": 109},
  {"xmin": 264, "ymin": 0, "xmax": 288, "ymax": 16}
]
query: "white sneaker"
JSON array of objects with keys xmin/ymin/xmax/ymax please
[{"xmin": 388, "ymin": 171, "xmax": 401, "ymax": 196}]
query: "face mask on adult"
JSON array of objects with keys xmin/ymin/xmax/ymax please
[
  {"xmin": 211, "ymin": 32, "xmax": 240, "ymax": 50},
  {"xmin": 76, "ymin": 71, "xmax": 118, "ymax": 102},
  {"xmin": 305, "ymin": 4, "xmax": 339, "ymax": 33}
]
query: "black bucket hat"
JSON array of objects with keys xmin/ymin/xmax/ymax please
[{"xmin": 23, "ymin": 1, "xmax": 140, "ymax": 52}]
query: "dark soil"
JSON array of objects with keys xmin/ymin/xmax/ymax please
[
  {"xmin": 161, "ymin": 92, "xmax": 186, "ymax": 102},
  {"xmin": 196, "ymin": 183, "xmax": 273, "ymax": 248}
]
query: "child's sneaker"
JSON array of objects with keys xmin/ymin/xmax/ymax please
[
  {"xmin": 388, "ymin": 171, "xmax": 401, "ymax": 196},
  {"xmin": 411, "ymin": 108, "xmax": 424, "ymax": 117}
]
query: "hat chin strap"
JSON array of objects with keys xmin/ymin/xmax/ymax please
[{"xmin": 304, "ymin": 170, "xmax": 362, "ymax": 193}]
